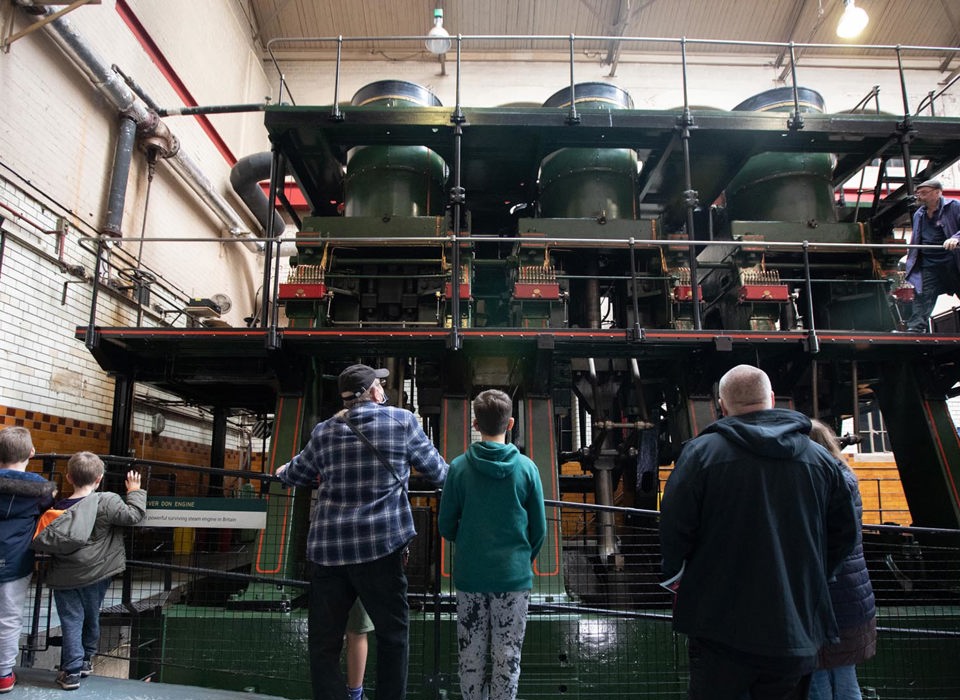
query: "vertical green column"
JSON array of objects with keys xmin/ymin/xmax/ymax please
[
  {"xmin": 438, "ymin": 396, "xmax": 471, "ymax": 595},
  {"xmin": 875, "ymin": 360, "xmax": 960, "ymax": 528},
  {"xmin": 254, "ymin": 394, "xmax": 313, "ymax": 582},
  {"xmin": 522, "ymin": 396, "xmax": 564, "ymax": 599}
]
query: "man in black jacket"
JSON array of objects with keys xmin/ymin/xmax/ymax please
[{"xmin": 660, "ymin": 364, "xmax": 858, "ymax": 700}]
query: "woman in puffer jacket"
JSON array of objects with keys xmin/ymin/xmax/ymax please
[{"xmin": 807, "ymin": 419, "xmax": 877, "ymax": 700}]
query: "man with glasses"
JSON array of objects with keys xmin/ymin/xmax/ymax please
[
  {"xmin": 277, "ymin": 364, "xmax": 448, "ymax": 700},
  {"xmin": 903, "ymin": 178, "xmax": 960, "ymax": 332}
]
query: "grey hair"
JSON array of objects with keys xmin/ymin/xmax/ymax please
[{"xmin": 718, "ymin": 364, "xmax": 773, "ymax": 415}]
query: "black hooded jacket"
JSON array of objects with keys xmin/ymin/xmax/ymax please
[
  {"xmin": 0, "ymin": 470, "xmax": 55, "ymax": 582},
  {"xmin": 660, "ymin": 408, "xmax": 858, "ymax": 659}
]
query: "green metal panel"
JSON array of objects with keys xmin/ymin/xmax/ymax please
[
  {"xmin": 523, "ymin": 397, "xmax": 565, "ymax": 599},
  {"xmin": 858, "ymin": 607, "xmax": 960, "ymax": 696},
  {"xmin": 726, "ymin": 152, "xmax": 838, "ymax": 223},
  {"xmin": 728, "ymin": 220, "xmax": 863, "ymax": 243},
  {"xmin": 298, "ymin": 215, "xmax": 446, "ymax": 241},
  {"xmin": 344, "ymin": 145, "xmax": 448, "ymax": 218},
  {"xmin": 246, "ymin": 394, "xmax": 312, "ymax": 584},
  {"xmin": 875, "ymin": 361, "xmax": 960, "ymax": 528},
  {"xmin": 726, "ymin": 87, "xmax": 837, "ymax": 224},
  {"xmin": 539, "ymin": 148, "xmax": 639, "ymax": 220},
  {"xmin": 157, "ymin": 606, "xmax": 311, "ymax": 698},
  {"xmin": 517, "ymin": 217, "xmax": 656, "ymax": 242},
  {"xmin": 438, "ymin": 396, "xmax": 472, "ymax": 596},
  {"xmin": 345, "ymin": 81, "xmax": 448, "ymax": 218},
  {"xmin": 540, "ymin": 83, "xmax": 638, "ymax": 222}
]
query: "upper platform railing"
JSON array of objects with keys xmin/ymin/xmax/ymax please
[{"xmin": 264, "ymin": 33, "xmax": 960, "ymax": 120}]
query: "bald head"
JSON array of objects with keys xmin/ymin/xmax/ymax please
[{"xmin": 718, "ymin": 365, "xmax": 774, "ymax": 416}]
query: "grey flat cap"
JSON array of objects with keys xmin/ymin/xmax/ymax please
[{"xmin": 916, "ymin": 179, "xmax": 943, "ymax": 190}]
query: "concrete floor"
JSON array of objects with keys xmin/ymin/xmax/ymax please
[{"xmin": 11, "ymin": 667, "xmax": 292, "ymax": 699}]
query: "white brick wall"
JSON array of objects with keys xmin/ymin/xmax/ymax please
[{"xmin": 0, "ymin": 1, "xmax": 275, "ymax": 446}]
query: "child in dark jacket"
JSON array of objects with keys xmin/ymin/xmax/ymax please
[
  {"xmin": 438, "ymin": 389, "xmax": 547, "ymax": 700},
  {"xmin": 43, "ymin": 452, "xmax": 145, "ymax": 691},
  {"xmin": 808, "ymin": 419, "xmax": 877, "ymax": 700},
  {"xmin": 0, "ymin": 427, "xmax": 55, "ymax": 694}
]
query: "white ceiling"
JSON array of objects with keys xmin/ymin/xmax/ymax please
[{"xmin": 241, "ymin": 0, "xmax": 960, "ymax": 73}]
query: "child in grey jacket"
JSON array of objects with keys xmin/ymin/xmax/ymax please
[{"xmin": 42, "ymin": 452, "xmax": 145, "ymax": 691}]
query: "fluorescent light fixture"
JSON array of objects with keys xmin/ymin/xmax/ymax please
[
  {"xmin": 425, "ymin": 8, "xmax": 451, "ymax": 55},
  {"xmin": 837, "ymin": 0, "xmax": 869, "ymax": 39}
]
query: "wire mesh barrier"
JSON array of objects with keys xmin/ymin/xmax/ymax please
[{"xmin": 19, "ymin": 458, "xmax": 960, "ymax": 699}]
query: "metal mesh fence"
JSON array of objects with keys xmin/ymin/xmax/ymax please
[{"xmin": 21, "ymin": 457, "xmax": 960, "ymax": 699}]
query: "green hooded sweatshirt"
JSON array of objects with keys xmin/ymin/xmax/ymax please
[{"xmin": 438, "ymin": 441, "xmax": 546, "ymax": 592}]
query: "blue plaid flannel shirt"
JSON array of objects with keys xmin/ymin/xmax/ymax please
[{"xmin": 280, "ymin": 401, "xmax": 448, "ymax": 566}]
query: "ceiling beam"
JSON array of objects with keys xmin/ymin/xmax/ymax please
[
  {"xmin": 604, "ymin": 0, "xmax": 657, "ymax": 77},
  {"xmin": 776, "ymin": 0, "xmax": 830, "ymax": 83},
  {"xmin": 251, "ymin": 0, "xmax": 297, "ymax": 42},
  {"xmin": 936, "ymin": 0, "xmax": 960, "ymax": 73},
  {"xmin": 773, "ymin": 0, "xmax": 813, "ymax": 70}
]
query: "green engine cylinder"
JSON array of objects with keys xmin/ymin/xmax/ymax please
[
  {"xmin": 725, "ymin": 87, "xmax": 837, "ymax": 224},
  {"xmin": 344, "ymin": 80, "xmax": 448, "ymax": 217},
  {"xmin": 539, "ymin": 83, "xmax": 638, "ymax": 219}
]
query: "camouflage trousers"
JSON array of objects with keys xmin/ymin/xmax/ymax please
[{"xmin": 455, "ymin": 590, "xmax": 530, "ymax": 700}]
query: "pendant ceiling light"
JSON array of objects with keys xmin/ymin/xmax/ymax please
[
  {"xmin": 836, "ymin": 0, "xmax": 869, "ymax": 39},
  {"xmin": 425, "ymin": 8, "xmax": 451, "ymax": 55}
]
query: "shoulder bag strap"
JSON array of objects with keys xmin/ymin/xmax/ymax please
[{"xmin": 339, "ymin": 414, "xmax": 409, "ymax": 498}]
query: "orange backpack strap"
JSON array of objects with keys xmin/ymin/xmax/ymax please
[{"xmin": 33, "ymin": 509, "xmax": 65, "ymax": 539}]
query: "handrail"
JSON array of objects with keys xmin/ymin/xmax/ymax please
[
  {"xmin": 75, "ymin": 233, "xmax": 926, "ymax": 251},
  {"xmin": 265, "ymin": 32, "xmax": 958, "ymax": 116}
]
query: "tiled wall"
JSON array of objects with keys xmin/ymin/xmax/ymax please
[{"xmin": 1, "ymin": 405, "xmax": 266, "ymax": 485}]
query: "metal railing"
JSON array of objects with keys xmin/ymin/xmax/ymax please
[
  {"xmin": 264, "ymin": 33, "xmax": 959, "ymax": 120},
  {"xmin": 18, "ymin": 455, "xmax": 960, "ymax": 699}
]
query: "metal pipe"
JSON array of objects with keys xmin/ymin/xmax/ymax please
[
  {"xmin": 801, "ymin": 240, "xmax": 819, "ymax": 354},
  {"xmin": 595, "ymin": 463, "xmax": 617, "ymax": 564},
  {"xmin": 811, "ymin": 359, "xmax": 819, "ymax": 417},
  {"xmin": 449, "ymin": 112, "xmax": 466, "ymax": 349},
  {"xmin": 678, "ymin": 38, "xmax": 702, "ymax": 330},
  {"xmin": 851, "ymin": 360, "xmax": 861, "ymax": 440},
  {"xmin": 103, "ymin": 114, "xmax": 137, "ymax": 237},
  {"xmin": 84, "ymin": 238, "xmax": 105, "ymax": 350},
  {"xmin": 585, "ymin": 258, "xmax": 600, "ymax": 329},
  {"xmin": 230, "ymin": 153, "xmax": 286, "ymax": 237},
  {"xmin": 628, "ymin": 238, "xmax": 642, "ymax": 339},
  {"xmin": 158, "ymin": 103, "xmax": 268, "ymax": 117},
  {"xmin": 111, "ymin": 63, "xmax": 161, "ymax": 111},
  {"xmin": 31, "ymin": 6, "xmax": 259, "ymax": 252}
]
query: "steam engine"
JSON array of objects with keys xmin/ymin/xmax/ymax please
[{"xmin": 79, "ymin": 76, "xmax": 960, "ymax": 697}]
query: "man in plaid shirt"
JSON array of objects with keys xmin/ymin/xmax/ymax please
[{"xmin": 277, "ymin": 364, "xmax": 448, "ymax": 700}]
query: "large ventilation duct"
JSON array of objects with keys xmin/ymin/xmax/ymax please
[
  {"xmin": 344, "ymin": 80, "xmax": 448, "ymax": 218},
  {"xmin": 725, "ymin": 87, "xmax": 837, "ymax": 224},
  {"xmin": 25, "ymin": 4, "xmax": 259, "ymax": 250},
  {"xmin": 539, "ymin": 83, "xmax": 639, "ymax": 220},
  {"xmin": 230, "ymin": 153, "xmax": 286, "ymax": 237}
]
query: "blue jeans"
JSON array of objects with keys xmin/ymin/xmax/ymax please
[
  {"xmin": 308, "ymin": 548, "xmax": 409, "ymax": 700},
  {"xmin": 907, "ymin": 263, "xmax": 960, "ymax": 331},
  {"xmin": 809, "ymin": 666, "xmax": 862, "ymax": 700},
  {"xmin": 53, "ymin": 578, "xmax": 111, "ymax": 674}
]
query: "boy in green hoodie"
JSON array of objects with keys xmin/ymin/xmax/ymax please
[{"xmin": 438, "ymin": 389, "xmax": 546, "ymax": 700}]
